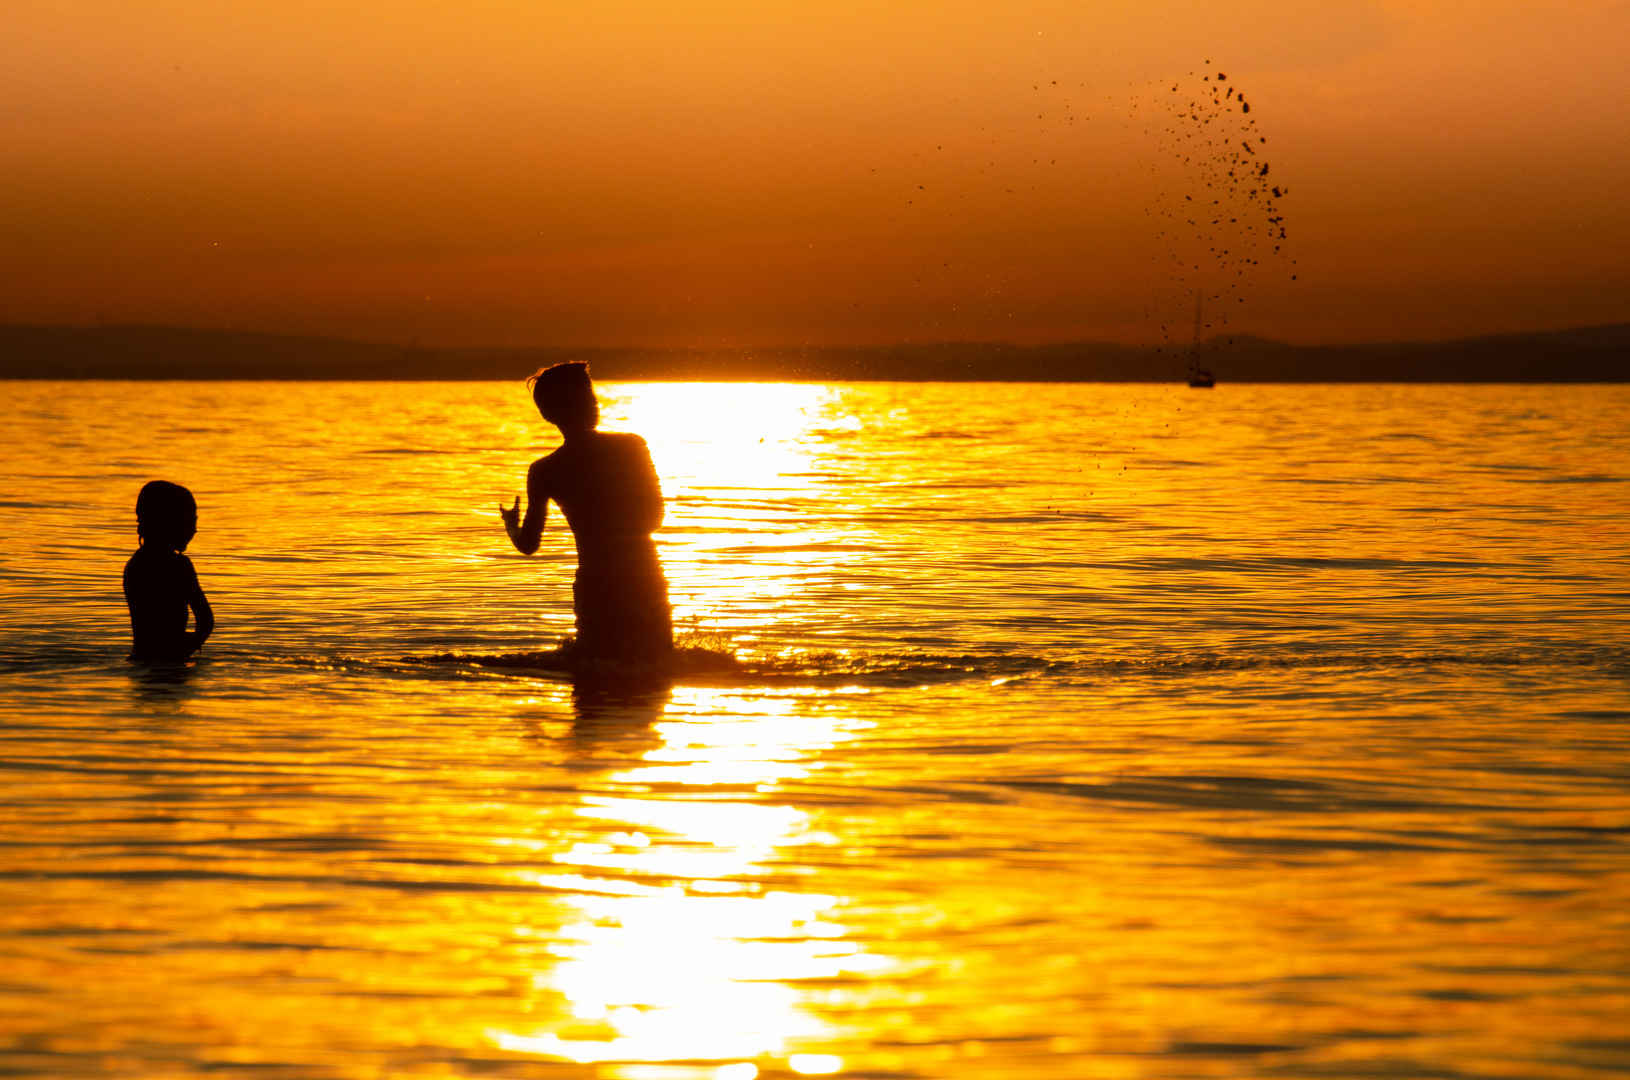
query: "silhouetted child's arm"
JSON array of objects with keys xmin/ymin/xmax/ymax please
[
  {"xmin": 499, "ymin": 458, "xmax": 552, "ymax": 555},
  {"xmin": 184, "ymin": 557, "xmax": 213, "ymax": 655}
]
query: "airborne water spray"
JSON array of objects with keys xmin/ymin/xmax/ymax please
[{"xmin": 1131, "ymin": 61, "xmax": 1295, "ymax": 378}]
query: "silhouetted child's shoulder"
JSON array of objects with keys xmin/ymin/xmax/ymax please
[
  {"xmin": 124, "ymin": 544, "xmax": 199, "ymax": 591},
  {"xmin": 530, "ymin": 429, "xmax": 647, "ymax": 474}
]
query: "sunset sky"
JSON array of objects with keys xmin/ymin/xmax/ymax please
[{"xmin": 2, "ymin": 1, "xmax": 1626, "ymax": 348}]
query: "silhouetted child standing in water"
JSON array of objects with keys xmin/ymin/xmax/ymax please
[
  {"xmin": 124, "ymin": 480, "xmax": 214, "ymax": 662},
  {"xmin": 500, "ymin": 363, "xmax": 673, "ymax": 663}
]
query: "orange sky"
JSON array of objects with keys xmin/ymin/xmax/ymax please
[{"xmin": 2, "ymin": 1, "xmax": 1626, "ymax": 347}]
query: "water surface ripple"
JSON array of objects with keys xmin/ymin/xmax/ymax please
[{"xmin": 2, "ymin": 381, "xmax": 1628, "ymax": 1079}]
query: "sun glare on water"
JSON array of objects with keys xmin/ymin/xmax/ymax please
[
  {"xmin": 488, "ymin": 684, "xmax": 880, "ymax": 1072},
  {"xmin": 598, "ymin": 382, "xmax": 875, "ymax": 646}
]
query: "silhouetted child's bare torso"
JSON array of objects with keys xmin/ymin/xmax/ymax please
[
  {"xmin": 530, "ymin": 431, "xmax": 672, "ymax": 660},
  {"xmin": 123, "ymin": 546, "xmax": 207, "ymax": 662}
]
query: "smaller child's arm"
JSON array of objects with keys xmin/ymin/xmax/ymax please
[
  {"xmin": 183, "ymin": 557, "xmax": 213, "ymax": 655},
  {"xmin": 500, "ymin": 458, "xmax": 551, "ymax": 555}
]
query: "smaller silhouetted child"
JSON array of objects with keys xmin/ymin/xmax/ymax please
[{"xmin": 124, "ymin": 480, "xmax": 214, "ymax": 662}]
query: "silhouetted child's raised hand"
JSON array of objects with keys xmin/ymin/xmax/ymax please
[
  {"xmin": 124, "ymin": 480, "xmax": 214, "ymax": 662},
  {"xmin": 499, "ymin": 495, "xmax": 523, "ymax": 545}
]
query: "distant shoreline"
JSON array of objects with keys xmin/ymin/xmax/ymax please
[{"xmin": 2, "ymin": 323, "xmax": 1626, "ymax": 383}]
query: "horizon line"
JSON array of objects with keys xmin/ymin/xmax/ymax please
[{"xmin": 5, "ymin": 319, "xmax": 1630, "ymax": 354}]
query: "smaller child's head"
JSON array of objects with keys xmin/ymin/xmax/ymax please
[
  {"xmin": 528, "ymin": 362, "xmax": 599, "ymax": 431},
  {"xmin": 135, "ymin": 480, "xmax": 198, "ymax": 552}
]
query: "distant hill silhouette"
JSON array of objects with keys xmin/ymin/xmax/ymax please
[{"xmin": 1, "ymin": 322, "xmax": 1625, "ymax": 382}]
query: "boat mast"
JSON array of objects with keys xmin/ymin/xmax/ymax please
[{"xmin": 1189, "ymin": 289, "xmax": 1204, "ymax": 373}]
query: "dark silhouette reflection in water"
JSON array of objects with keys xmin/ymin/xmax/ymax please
[
  {"xmin": 126, "ymin": 659, "xmax": 200, "ymax": 711},
  {"xmin": 501, "ymin": 363, "xmax": 673, "ymax": 664},
  {"xmin": 514, "ymin": 676, "xmax": 672, "ymax": 759},
  {"xmin": 570, "ymin": 676, "xmax": 672, "ymax": 746}
]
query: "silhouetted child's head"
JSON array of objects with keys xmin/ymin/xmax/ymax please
[
  {"xmin": 135, "ymin": 481, "xmax": 197, "ymax": 552},
  {"xmin": 529, "ymin": 362, "xmax": 599, "ymax": 431}
]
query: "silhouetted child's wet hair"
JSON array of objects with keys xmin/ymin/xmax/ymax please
[
  {"xmin": 528, "ymin": 362, "xmax": 600, "ymax": 430},
  {"xmin": 135, "ymin": 480, "xmax": 197, "ymax": 551}
]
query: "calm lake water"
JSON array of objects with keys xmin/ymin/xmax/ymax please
[{"xmin": 2, "ymin": 379, "xmax": 1628, "ymax": 1080}]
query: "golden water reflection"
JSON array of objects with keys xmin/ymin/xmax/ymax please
[
  {"xmin": 3, "ymin": 383, "xmax": 1628, "ymax": 1078},
  {"xmin": 493, "ymin": 688, "xmax": 881, "ymax": 1074},
  {"xmin": 604, "ymin": 384, "xmax": 875, "ymax": 645}
]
